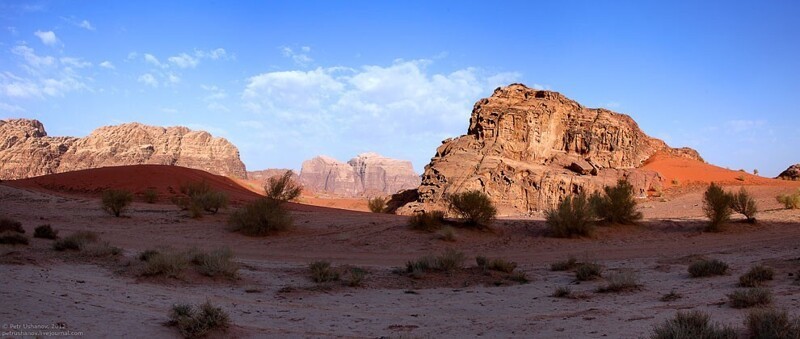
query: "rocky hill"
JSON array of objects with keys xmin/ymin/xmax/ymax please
[
  {"xmin": 0, "ymin": 119, "xmax": 246, "ymax": 180},
  {"xmin": 399, "ymin": 83, "xmax": 702, "ymax": 214},
  {"xmin": 298, "ymin": 153, "xmax": 420, "ymax": 197},
  {"xmin": 777, "ymin": 164, "xmax": 800, "ymax": 181}
]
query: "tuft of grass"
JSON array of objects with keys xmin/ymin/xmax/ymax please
[
  {"xmin": 138, "ymin": 249, "xmax": 160, "ymax": 262},
  {"xmin": 596, "ymin": 270, "xmax": 640, "ymax": 293},
  {"xmin": 739, "ymin": 265, "xmax": 774, "ymax": 287},
  {"xmin": 650, "ymin": 311, "xmax": 738, "ymax": 339},
  {"xmin": 575, "ymin": 263, "xmax": 602, "ymax": 281},
  {"xmin": 671, "ymin": 178, "xmax": 680, "ymax": 186},
  {"xmin": 190, "ymin": 248, "xmax": 238, "ymax": 279},
  {"xmin": 746, "ymin": 308, "xmax": 800, "ymax": 339},
  {"xmin": 101, "ymin": 189, "xmax": 133, "ymax": 217},
  {"xmin": 408, "ymin": 210, "xmax": 445, "ymax": 232},
  {"xmin": 730, "ymin": 187, "xmax": 758, "ymax": 223},
  {"xmin": 265, "ymin": 170, "xmax": 301, "ymax": 202},
  {"xmin": 437, "ymin": 226, "xmax": 457, "ymax": 242},
  {"xmin": 309, "ymin": 261, "xmax": 340, "ymax": 283},
  {"xmin": 688, "ymin": 259, "xmax": 729, "ymax": 278},
  {"xmin": 228, "ymin": 198, "xmax": 292, "ymax": 236},
  {"xmin": 507, "ymin": 271, "xmax": 529, "ymax": 284},
  {"xmin": 368, "ymin": 196, "xmax": 387, "ymax": 213},
  {"xmin": 546, "ymin": 192, "xmax": 595, "ymax": 238},
  {"xmin": 143, "ymin": 189, "xmax": 158, "ymax": 203},
  {"xmin": 552, "ymin": 286, "xmax": 573, "ymax": 298},
  {"xmin": 728, "ymin": 288, "xmax": 772, "ymax": 308},
  {"xmin": 776, "ymin": 189, "xmax": 800, "ymax": 209},
  {"xmin": 447, "ymin": 190, "xmax": 497, "ymax": 228},
  {"xmin": 175, "ymin": 181, "xmax": 229, "ymax": 216},
  {"xmin": 476, "ymin": 256, "xmax": 517, "ymax": 273},
  {"xmin": 405, "ymin": 249, "xmax": 465, "ymax": 277},
  {"xmin": 0, "ymin": 217, "xmax": 24, "ymax": 233},
  {"xmin": 168, "ymin": 301, "xmax": 229, "ymax": 339},
  {"xmin": 550, "ymin": 256, "xmax": 578, "ymax": 271},
  {"xmin": 660, "ymin": 290, "xmax": 683, "ymax": 302},
  {"xmin": 346, "ymin": 267, "xmax": 367, "ymax": 287},
  {"xmin": 53, "ymin": 231, "xmax": 98, "ymax": 251},
  {"xmin": 33, "ymin": 224, "xmax": 58, "ymax": 239},
  {"xmin": 0, "ymin": 231, "xmax": 29, "ymax": 245},
  {"xmin": 589, "ymin": 179, "xmax": 643, "ymax": 225},
  {"xmin": 702, "ymin": 183, "xmax": 732, "ymax": 232},
  {"xmin": 140, "ymin": 250, "xmax": 190, "ymax": 278},
  {"xmin": 736, "ymin": 175, "xmax": 746, "ymax": 181}
]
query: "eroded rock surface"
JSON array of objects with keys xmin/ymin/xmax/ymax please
[
  {"xmin": 777, "ymin": 164, "xmax": 800, "ymax": 181},
  {"xmin": 298, "ymin": 153, "xmax": 420, "ymax": 197}
]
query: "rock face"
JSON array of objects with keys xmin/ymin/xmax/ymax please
[
  {"xmin": 298, "ymin": 153, "xmax": 420, "ymax": 197},
  {"xmin": 247, "ymin": 169, "xmax": 294, "ymax": 182},
  {"xmin": 777, "ymin": 164, "xmax": 800, "ymax": 181},
  {"xmin": 0, "ymin": 119, "xmax": 247, "ymax": 180},
  {"xmin": 400, "ymin": 83, "xmax": 701, "ymax": 214}
]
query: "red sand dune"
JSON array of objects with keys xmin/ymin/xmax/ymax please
[{"xmin": 641, "ymin": 151, "xmax": 793, "ymax": 188}]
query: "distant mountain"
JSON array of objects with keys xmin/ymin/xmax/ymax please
[{"xmin": 297, "ymin": 152, "xmax": 420, "ymax": 197}]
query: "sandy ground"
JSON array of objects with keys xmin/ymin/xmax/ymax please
[{"xmin": 2, "ymin": 163, "xmax": 800, "ymax": 338}]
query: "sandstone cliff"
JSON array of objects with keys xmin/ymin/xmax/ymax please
[
  {"xmin": 298, "ymin": 153, "xmax": 420, "ymax": 197},
  {"xmin": 0, "ymin": 119, "xmax": 247, "ymax": 180},
  {"xmin": 400, "ymin": 84, "xmax": 701, "ymax": 215},
  {"xmin": 777, "ymin": 164, "xmax": 800, "ymax": 181}
]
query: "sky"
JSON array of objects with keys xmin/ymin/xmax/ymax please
[{"xmin": 1, "ymin": 1, "xmax": 799, "ymax": 177}]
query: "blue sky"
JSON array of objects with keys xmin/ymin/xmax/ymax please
[{"xmin": 1, "ymin": 1, "xmax": 798, "ymax": 176}]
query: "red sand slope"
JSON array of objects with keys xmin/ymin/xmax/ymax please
[{"xmin": 641, "ymin": 151, "xmax": 793, "ymax": 188}]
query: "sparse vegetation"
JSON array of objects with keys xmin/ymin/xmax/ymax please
[
  {"xmin": 590, "ymin": 179, "xmax": 643, "ymax": 225},
  {"xmin": 552, "ymin": 286, "xmax": 573, "ymax": 298},
  {"xmin": 0, "ymin": 231, "xmax": 29, "ymax": 245},
  {"xmin": 368, "ymin": 196, "xmax": 387, "ymax": 213},
  {"xmin": 228, "ymin": 198, "xmax": 292, "ymax": 236},
  {"xmin": 309, "ymin": 261, "xmax": 340, "ymax": 283},
  {"xmin": 649, "ymin": 311, "xmax": 738, "ymax": 339},
  {"xmin": 139, "ymin": 248, "xmax": 238, "ymax": 279},
  {"xmin": 688, "ymin": 259, "xmax": 729, "ymax": 278},
  {"xmin": 476, "ymin": 256, "xmax": 517, "ymax": 273},
  {"xmin": 736, "ymin": 175, "xmax": 745, "ymax": 181},
  {"xmin": 746, "ymin": 308, "xmax": 800, "ymax": 339},
  {"xmin": 408, "ymin": 210, "xmax": 445, "ymax": 232},
  {"xmin": 575, "ymin": 262, "xmax": 602, "ymax": 281},
  {"xmin": 175, "ymin": 181, "xmax": 229, "ymax": 217},
  {"xmin": 405, "ymin": 249, "xmax": 465, "ymax": 277},
  {"xmin": 168, "ymin": 301, "xmax": 229, "ymax": 339},
  {"xmin": 550, "ymin": 256, "xmax": 578, "ymax": 271},
  {"xmin": 346, "ymin": 267, "xmax": 367, "ymax": 287},
  {"xmin": 53, "ymin": 231, "xmax": 98, "ymax": 251},
  {"xmin": 143, "ymin": 189, "xmax": 158, "ymax": 203},
  {"xmin": 265, "ymin": 170, "xmax": 302, "ymax": 202},
  {"xmin": 507, "ymin": 271, "xmax": 529, "ymax": 283},
  {"xmin": 546, "ymin": 192, "xmax": 595, "ymax": 238},
  {"xmin": 739, "ymin": 265, "xmax": 774, "ymax": 287},
  {"xmin": 728, "ymin": 288, "xmax": 772, "ymax": 308},
  {"xmin": 596, "ymin": 270, "xmax": 640, "ymax": 293},
  {"xmin": 753, "ymin": 169, "xmax": 759, "ymax": 176},
  {"xmin": 0, "ymin": 217, "xmax": 24, "ymax": 233},
  {"xmin": 101, "ymin": 189, "xmax": 134, "ymax": 217},
  {"xmin": 776, "ymin": 189, "xmax": 800, "ymax": 209},
  {"xmin": 660, "ymin": 290, "xmax": 682, "ymax": 302},
  {"xmin": 702, "ymin": 183, "xmax": 732, "ymax": 232},
  {"xmin": 437, "ymin": 226, "xmax": 457, "ymax": 242},
  {"xmin": 730, "ymin": 187, "xmax": 758, "ymax": 223},
  {"xmin": 446, "ymin": 190, "xmax": 497, "ymax": 228},
  {"xmin": 191, "ymin": 248, "xmax": 238, "ymax": 279},
  {"xmin": 34, "ymin": 224, "xmax": 58, "ymax": 239},
  {"xmin": 671, "ymin": 178, "xmax": 680, "ymax": 186},
  {"xmin": 140, "ymin": 250, "xmax": 190, "ymax": 278}
]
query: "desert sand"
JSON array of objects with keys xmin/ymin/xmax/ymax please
[{"xmin": 2, "ymin": 157, "xmax": 800, "ymax": 338}]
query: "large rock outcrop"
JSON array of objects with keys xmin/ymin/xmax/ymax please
[
  {"xmin": 0, "ymin": 119, "xmax": 247, "ymax": 179},
  {"xmin": 400, "ymin": 84, "xmax": 701, "ymax": 215},
  {"xmin": 777, "ymin": 164, "xmax": 800, "ymax": 181},
  {"xmin": 298, "ymin": 153, "xmax": 420, "ymax": 197}
]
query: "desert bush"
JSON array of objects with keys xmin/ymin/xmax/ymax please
[
  {"xmin": 176, "ymin": 181, "xmax": 229, "ymax": 216},
  {"xmin": 649, "ymin": 310, "xmax": 738, "ymax": 339},
  {"xmin": 447, "ymin": 190, "xmax": 497, "ymax": 228},
  {"xmin": 168, "ymin": 301, "xmax": 229, "ymax": 339},
  {"xmin": 346, "ymin": 267, "xmax": 367, "ymax": 287},
  {"xmin": 552, "ymin": 286, "xmax": 573, "ymax": 298},
  {"xmin": 596, "ymin": 270, "xmax": 640, "ymax": 293},
  {"xmin": 309, "ymin": 261, "xmax": 340, "ymax": 283},
  {"xmin": 746, "ymin": 308, "xmax": 800, "ymax": 339},
  {"xmin": 739, "ymin": 265, "xmax": 774, "ymax": 287},
  {"xmin": 546, "ymin": 192, "xmax": 595, "ymax": 238},
  {"xmin": 476, "ymin": 256, "xmax": 517, "ymax": 273},
  {"xmin": 228, "ymin": 198, "xmax": 292, "ymax": 236},
  {"xmin": 736, "ymin": 175, "xmax": 746, "ymax": 181},
  {"xmin": 0, "ymin": 217, "xmax": 24, "ymax": 233},
  {"xmin": 82, "ymin": 241, "xmax": 122, "ymax": 257},
  {"xmin": 138, "ymin": 249, "xmax": 160, "ymax": 262},
  {"xmin": 191, "ymin": 248, "xmax": 238, "ymax": 279},
  {"xmin": 776, "ymin": 189, "xmax": 800, "ymax": 209},
  {"xmin": 0, "ymin": 231, "xmax": 29, "ymax": 245},
  {"xmin": 195, "ymin": 191, "xmax": 228, "ymax": 214},
  {"xmin": 575, "ymin": 263, "xmax": 602, "ymax": 281},
  {"xmin": 508, "ymin": 271, "xmax": 530, "ymax": 283},
  {"xmin": 671, "ymin": 178, "xmax": 680, "ymax": 186},
  {"xmin": 660, "ymin": 290, "xmax": 682, "ymax": 302},
  {"xmin": 101, "ymin": 189, "xmax": 133, "ymax": 217},
  {"xmin": 730, "ymin": 187, "xmax": 758, "ymax": 223},
  {"xmin": 368, "ymin": 197, "xmax": 387, "ymax": 213},
  {"xmin": 590, "ymin": 179, "xmax": 643, "ymax": 225},
  {"xmin": 408, "ymin": 210, "xmax": 445, "ymax": 232},
  {"xmin": 33, "ymin": 224, "xmax": 58, "ymax": 239},
  {"xmin": 265, "ymin": 170, "xmax": 302, "ymax": 202},
  {"xmin": 53, "ymin": 231, "xmax": 98, "ymax": 251},
  {"xmin": 437, "ymin": 226, "xmax": 457, "ymax": 242},
  {"xmin": 550, "ymin": 256, "xmax": 578, "ymax": 271},
  {"xmin": 688, "ymin": 259, "xmax": 729, "ymax": 278},
  {"xmin": 140, "ymin": 250, "xmax": 190, "ymax": 278},
  {"xmin": 702, "ymin": 183, "xmax": 732, "ymax": 232},
  {"xmin": 405, "ymin": 249, "xmax": 465, "ymax": 277},
  {"xmin": 728, "ymin": 288, "xmax": 772, "ymax": 308},
  {"xmin": 143, "ymin": 189, "xmax": 158, "ymax": 203}
]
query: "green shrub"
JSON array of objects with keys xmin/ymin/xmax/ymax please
[
  {"xmin": 546, "ymin": 192, "xmax": 595, "ymax": 238},
  {"xmin": 228, "ymin": 198, "xmax": 292, "ymax": 236},
  {"xmin": 0, "ymin": 231, "xmax": 29, "ymax": 245},
  {"xmin": 730, "ymin": 187, "xmax": 758, "ymax": 223},
  {"xmin": 728, "ymin": 288, "xmax": 772, "ymax": 308},
  {"xmin": 140, "ymin": 250, "xmax": 190, "ymax": 278},
  {"xmin": 552, "ymin": 286, "xmax": 572, "ymax": 298},
  {"xmin": 176, "ymin": 181, "xmax": 229, "ymax": 216},
  {"xmin": 777, "ymin": 189, "xmax": 800, "ymax": 209},
  {"xmin": 368, "ymin": 197, "xmax": 387, "ymax": 213},
  {"xmin": 702, "ymin": 183, "xmax": 732, "ymax": 232},
  {"xmin": 739, "ymin": 265, "xmax": 774, "ymax": 287},
  {"xmin": 168, "ymin": 301, "xmax": 229, "ymax": 338},
  {"xmin": 596, "ymin": 270, "xmax": 640, "ymax": 293},
  {"xmin": 746, "ymin": 308, "xmax": 800, "ymax": 339},
  {"xmin": 265, "ymin": 170, "xmax": 302, "ymax": 202},
  {"xmin": 0, "ymin": 217, "xmax": 24, "ymax": 233},
  {"xmin": 309, "ymin": 261, "xmax": 340, "ymax": 283},
  {"xmin": 575, "ymin": 263, "xmax": 602, "ymax": 281},
  {"xmin": 590, "ymin": 179, "xmax": 643, "ymax": 225},
  {"xmin": 195, "ymin": 191, "xmax": 228, "ymax": 214},
  {"xmin": 408, "ymin": 210, "xmax": 445, "ymax": 232},
  {"xmin": 550, "ymin": 257, "xmax": 578, "ymax": 271},
  {"xmin": 53, "ymin": 231, "xmax": 98, "ymax": 251},
  {"xmin": 649, "ymin": 311, "xmax": 738, "ymax": 339},
  {"xmin": 191, "ymin": 248, "xmax": 238, "ymax": 279},
  {"xmin": 447, "ymin": 190, "xmax": 497, "ymax": 228},
  {"xmin": 101, "ymin": 189, "xmax": 134, "ymax": 217},
  {"xmin": 143, "ymin": 189, "xmax": 158, "ymax": 203},
  {"xmin": 688, "ymin": 259, "xmax": 729, "ymax": 278},
  {"xmin": 33, "ymin": 224, "xmax": 58, "ymax": 239}
]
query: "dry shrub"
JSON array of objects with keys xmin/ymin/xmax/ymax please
[
  {"xmin": 575, "ymin": 263, "xmax": 602, "ymax": 281},
  {"xmin": 168, "ymin": 301, "xmax": 229, "ymax": 338},
  {"xmin": 596, "ymin": 270, "xmax": 640, "ymax": 293},
  {"xmin": 728, "ymin": 288, "xmax": 772, "ymax": 308},
  {"xmin": 590, "ymin": 179, "xmax": 643, "ymax": 225},
  {"xmin": 176, "ymin": 181, "xmax": 229, "ymax": 217},
  {"xmin": 776, "ymin": 189, "xmax": 800, "ymax": 209},
  {"xmin": 437, "ymin": 226, "xmax": 457, "ymax": 242},
  {"xmin": 730, "ymin": 187, "xmax": 758, "ymax": 223},
  {"xmin": 0, "ymin": 231, "xmax": 28, "ymax": 245},
  {"xmin": 552, "ymin": 286, "xmax": 573, "ymax": 298},
  {"xmin": 660, "ymin": 290, "xmax": 682, "ymax": 302},
  {"xmin": 140, "ymin": 250, "xmax": 190, "ymax": 278},
  {"xmin": 447, "ymin": 190, "xmax": 497, "ymax": 228},
  {"xmin": 702, "ymin": 183, "xmax": 732, "ymax": 232},
  {"xmin": 746, "ymin": 308, "xmax": 800, "ymax": 339},
  {"xmin": 408, "ymin": 210, "xmax": 445, "ymax": 232},
  {"xmin": 368, "ymin": 197, "xmax": 387, "ymax": 213},
  {"xmin": 140, "ymin": 248, "xmax": 238, "ymax": 279},
  {"xmin": 546, "ymin": 192, "xmax": 595, "ymax": 238},
  {"xmin": 405, "ymin": 249, "xmax": 465, "ymax": 278},
  {"xmin": 650, "ymin": 311, "xmax": 737, "ymax": 339},
  {"xmin": 143, "ymin": 189, "xmax": 158, "ymax": 204},
  {"xmin": 191, "ymin": 248, "xmax": 238, "ymax": 279},
  {"xmin": 0, "ymin": 217, "xmax": 24, "ymax": 233},
  {"xmin": 34, "ymin": 224, "xmax": 58, "ymax": 239},
  {"xmin": 228, "ymin": 198, "xmax": 292, "ymax": 236},
  {"xmin": 265, "ymin": 170, "xmax": 301, "ymax": 202},
  {"xmin": 688, "ymin": 259, "xmax": 729, "ymax": 278},
  {"xmin": 550, "ymin": 256, "xmax": 578, "ymax": 271},
  {"xmin": 101, "ymin": 189, "xmax": 133, "ymax": 217},
  {"xmin": 739, "ymin": 265, "xmax": 774, "ymax": 287},
  {"xmin": 53, "ymin": 231, "xmax": 98, "ymax": 251},
  {"xmin": 309, "ymin": 261, "xmax": 340, "ymax": 283},
  {"xmin": 346, "ymin": 267, "xmax": 367, "ymax": 287}
]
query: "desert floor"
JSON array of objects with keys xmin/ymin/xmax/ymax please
[{"xmin": 2, "ymin": 178, "xmax": 800, "ymax": 338}]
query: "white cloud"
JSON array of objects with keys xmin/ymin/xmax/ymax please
[
  {"xmin": 3, "ymin": 46, "xmax": 90, "ymax": 98},
  {"xmin": 201, "ymin": 85, "xmax": 227, "ymax": 101},
  {"xmin": 99, "ymin": 61, "xmax": 115, "ymax": 69},
  {"xmin": 34, "ymin": 30, "xmax": 59, "ymax": 46},
  {"xmin": 11, "ymin": 45, "xmax": 56, "ymax": 70},
  {"xmin": 160, "ymin": 107, "xmax": 179, "ymax": 114},
  {"xmin": 79, "ymin": 20, "xmax": 95, "ymax": 31},
  {"xmin": 168, "ymin": 53, "xmax": 199, "ymax": 68},
  {"xmin": 167, "ymin": 73, "xmax": 180, "ymax": 84},
  {"xmin": 195, "ymin": 48, "xmax": 228, "ymax": 60},
  {"xmin": 207, "ymin": 102, "xmax": 230, "ymax": 112},
  {"xmin": 725, "ymin": 119, "xmax": 765, "ymax": 133},
  {"xmin": 281, "ymin": 46, "xmax": 313, "ymax": 67},
  {"xmin": 126, "ymin": 52, "xmax": 138, "ymax": 61},
  {"xmin": 0, "ymin": 101, "xmax": 25, "ymax": 113},
  {"xmin": 62, "ymin": 17, "xmax": 95, "ymax": 31},
  {"xmin": 138, "ymin": 73, "xmax": 158, "ymax": 87},
  {"xmin": 144, "ymin": 53, "xmax": 165, "ymax": 68},
  {"xmin": 8, "ymin": 27, "xmax": 18, "ymax": 35},
  {"xmin": 60, "ymin": 57, "xmax": 91, "ymax": 68}
]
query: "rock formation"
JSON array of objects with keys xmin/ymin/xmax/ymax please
[
  {"xmin": 777, "ymin": 164, "xmax": 800, "ymax": 181},
  {"xmin": 399, "ymin": 83, "xmax": 702, "ymax": 215},
  {"xmin": 298, "ymin": 153, "xmax": 420, "ymax": 197},
  {"xmin": 0, "ymin": 119, "xmax": 247, "ymax": 180},
  {"xmin": 247, "ymin": 169, "xmax": 294, "ymax": 182}
]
